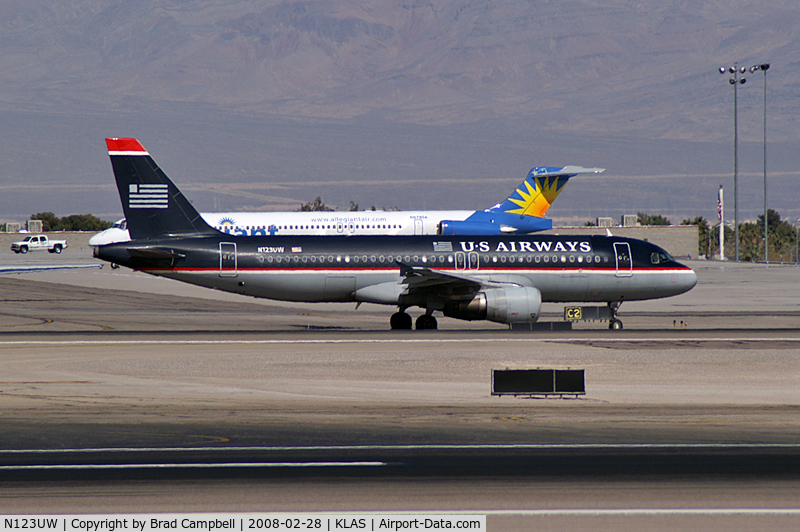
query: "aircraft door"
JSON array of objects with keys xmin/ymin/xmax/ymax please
[
  {"xmin": 219, "ymin": 242, "xmax": 237, "ymax": 278},
  {"xmin": 414, "ymin": 219, "xmax": 423, "ymax": 235},
  {"xmin": 455, "ymin": 251, "xmax": 466, "ymax": 270},
  {"xmin": 614, "ymin": 242, "xmax": 632, "ymax": 277},
  {"xmin": 468, "ymin": 251, "xmax": 480, "ymax": 270},
  {"xmin": 337, "ymin": 222, "xmax": 344, "ymax": 233}
]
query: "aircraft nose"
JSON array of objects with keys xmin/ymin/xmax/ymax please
[{"xmin": 682, "ymin": 268, "xmax": 698, "ymax": 292}]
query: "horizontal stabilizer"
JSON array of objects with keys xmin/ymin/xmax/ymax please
[
  {"xmin": 127, "ymin": 248, "xmax": 186, "ymax": 261},
  {"xmin": 0, "ymin": 264, "xmax": 102, "ymax": 275}
]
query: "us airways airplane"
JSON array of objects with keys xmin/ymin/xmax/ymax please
[
  {"xmin": 94, "ymin": 138, "xmax": 696, "ymax": 330},
  {"xmin": 87, "ymin": 165, "xmax": 603, "ymax": 246}
]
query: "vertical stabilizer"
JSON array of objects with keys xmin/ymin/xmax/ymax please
[
  {"xmin": 494, "ymin": 166, "xmax": 604, "ymax": 218},
  {"xmin": 105, "ymin": 138, "xmax": 218, "ymax": 240}
]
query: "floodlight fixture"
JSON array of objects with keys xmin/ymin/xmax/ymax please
[{"xmin": 718, "ymin": 61, "xmax": 748, "ymax": 261}]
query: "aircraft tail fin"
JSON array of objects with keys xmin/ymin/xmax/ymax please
[
  {"xmin": 105, "ymin": 138, "xmax": 218, "ymax": 240},
  {"xmin": 493, "ymin": 166, "xmax": 604, "ymax": 218}
]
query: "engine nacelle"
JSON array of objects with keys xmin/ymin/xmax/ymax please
[{"xmin": 443, "ymin": 286, "xmax": 542, "ymax": 324}]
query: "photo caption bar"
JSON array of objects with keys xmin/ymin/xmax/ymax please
[{"xmin": 1, "ymin": 515, "xmax": 486, "ymax": 532}]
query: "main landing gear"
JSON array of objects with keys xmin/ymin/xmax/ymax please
[
  {"xmin": 608, "ymin": 301, "xmax": 623, "ymax": 330},
  {"xmin": 390, "ymin": 310, "xmax": 412, "ymax": 330},
  {"xmin": 390, "ymin": 309, "xmax": 438, "ymax": 330},
  {"xmin": 415, "ymin": 313, "xmax": 438, "ymax": 330}
]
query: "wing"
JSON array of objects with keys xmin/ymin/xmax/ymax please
[
  {"xmin": 399, "ymin": 262, "xmax": 481, "ymax": 291},
  {"xmin": 399, "ymin": 262, "xmax": 532, "ymax": 296}
]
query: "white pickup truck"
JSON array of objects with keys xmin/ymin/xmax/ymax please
[{"xmin": 10, "ymin": 235, "xmax": 68, "ymax": 254}]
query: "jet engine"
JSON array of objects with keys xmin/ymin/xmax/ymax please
[{"xmin": 443, "ymin": 286, "xmax": 542, "ymax": 324}]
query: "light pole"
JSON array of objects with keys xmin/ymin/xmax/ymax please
[
  {"xmin": 749, "ymin": 63, "xmax": 770, "ymax": 263},
  {"xmin": 719, "ymin": 63, "xmax": 747, "ymax": 261},
  {"xmin": 717, "ymin": 185, "xmax": 724, "ymax": 260}
]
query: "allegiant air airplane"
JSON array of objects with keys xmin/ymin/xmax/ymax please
[
  {"xmin": 94, "ymin": 138, "xmax": 697, "ymax": 330},
  {"xmin": 87, "ymin": 164, "xmax": 602, "ymax": 246}
]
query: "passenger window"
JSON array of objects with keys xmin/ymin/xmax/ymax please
[{"xmin": 651, "ymin": 252, "xmax": 660, "ymax": 264}]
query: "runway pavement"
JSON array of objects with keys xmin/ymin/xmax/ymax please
[{"xmin": 0, "ymin": 259, "xmax": 799, "ymax": 530}]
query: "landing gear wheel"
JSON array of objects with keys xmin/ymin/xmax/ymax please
[
  {"xmin": 607, "ymin": 301, "xmax": 623, "ymax": 331},
  {"xmin": 390, "ymin": 312, "xmax": 413, "ymax": 330},
  {"xmin": 415, "ymin": 314, "xmax": 438, "ymax": 330}
]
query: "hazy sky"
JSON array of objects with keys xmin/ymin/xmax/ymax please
[{"xmin": 2, "ymin": 1, "xmax": 798, "ymax": 226}]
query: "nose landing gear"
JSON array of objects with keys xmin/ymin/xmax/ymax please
[{"xmin": 608, "ymin": 301, "xmax": 623, "ymax": 330}]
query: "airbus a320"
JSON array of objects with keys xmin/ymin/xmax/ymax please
[{"xmin": 94, "ymin": 138, "xmax": 697, "ymax": 330}]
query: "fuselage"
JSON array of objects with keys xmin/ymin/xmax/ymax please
[
  {"xmin": 95, "ymin": 233, "xmax": 697, "ymax": 306},
  {"xmin": 89, "ymin": 210, "xmax": 479, "ymax": 246}
]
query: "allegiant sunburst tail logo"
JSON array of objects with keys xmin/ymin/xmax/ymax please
[{"xmin": 502, "ymin": 167, "xmax": 570, "ymax": 218}]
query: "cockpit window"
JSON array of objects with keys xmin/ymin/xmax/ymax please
[{"xmin": 651, "ymin": 252, "xmax": 673, "ymax": 264}]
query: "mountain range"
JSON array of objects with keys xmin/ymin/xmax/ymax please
[{"xmin": 1, "ymin": 0, "xmax": 799, "ymax": 225}]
